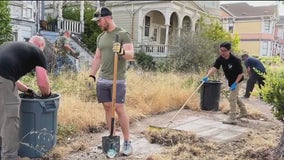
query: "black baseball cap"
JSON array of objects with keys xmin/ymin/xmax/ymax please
[{"xmin": 91, "ymin": 7, "xmax": 112, "ymax": 21}]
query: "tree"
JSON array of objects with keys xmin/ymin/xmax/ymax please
[
  {"xmin": 0, "ymin": 1, "xmax": 13, "ymax": 45},
  {"xmin": 62, "ymin": 2, "xmax": 101, "ymax": 52},
  {"xmin": 169, "ymin": 16, "xmax": 241, "ymax": 73},
  {"xmin": 198, "ymin": 16, "xmax": 240, "ymax": 54}
]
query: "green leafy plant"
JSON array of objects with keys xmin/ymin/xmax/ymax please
[
  {"xmin": 261, "ymin": 67, "xmax": 284, "ymax": 121},
  {"xmin": 0, "ymin": 1, "xmax": 13, "ymax": 45},
  {"xmin": 259, "ymin": 56, "xmax": 283, "ymax": 66},
  {"xmin": 62, "ymin": 2, "xmax": 101, "ymax": 52},
  {"xmin": 168, "ymin": 15, "xmax": 241, "ymax": 73},
  {"xmin": 135, "ymin": 51, "xmax": 156, "ymax": 71}
]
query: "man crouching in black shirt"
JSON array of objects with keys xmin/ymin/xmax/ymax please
[{"xmin": 0, "ymin": 36, "xmax": 51, "ymax": 160}]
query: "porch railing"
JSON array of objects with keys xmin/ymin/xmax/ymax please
[
  {"xmin": 57, "ymin": 19, "xmax": 84, "ymax": 34},
  {"xmin": 140, "ymin": 44, "xmax": 179, "ymax": 57}
]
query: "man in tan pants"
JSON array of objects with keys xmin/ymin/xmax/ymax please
[
  {"xmin": 0, "ymin": 36, "xmax": 51, "ymax": 160},
  {"xmin": 202, "ymin": 42, "xmax": 247, "ymax": 125}
]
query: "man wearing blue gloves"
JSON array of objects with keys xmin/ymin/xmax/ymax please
[{"xmin": 202, "ymin": 42, "xmax": 247, "ymax": 125}]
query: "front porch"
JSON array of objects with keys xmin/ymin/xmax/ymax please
[{"xmin": 110, "ymin": 1, "xmax": 204, "ymax": 58}]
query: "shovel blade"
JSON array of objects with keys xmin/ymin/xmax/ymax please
[{"xmin": 102, "ymin": 135, "xmax": 120, "ymax": 157}]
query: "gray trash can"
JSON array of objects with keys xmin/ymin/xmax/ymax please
[
  {"xmin": 200, "ymin": 80, "xmax": 222, "ymax": 111},
  {"xmin": 18, "ymin": 93, "xmax": 60, "ymax": 158}
]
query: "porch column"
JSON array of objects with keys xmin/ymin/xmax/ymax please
[
  {"xmin": 191, "ymin": 20, "xmax": 196, "ymax": 32},
  {"xmin": 177, "ymin": 27, "xmax": 181, "ymax": 39},
  {"xmin": 191, "ymin": 17, "xmax": 199, "ymax": 32},
  {"xmin": 165, "ymin": 24, "xmax": 170, "ymax": 55},
  {"xmin": 57, "ymin": 1, "xmax": 63, "ymax": 32},
  {"xmin": 80, "ymin": 1, "xmax": 84, "ymax": 33}
]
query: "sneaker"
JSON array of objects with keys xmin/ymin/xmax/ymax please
[
  {"xmin": 122, "ymin": 140, "xmax": 133, "ymax": 156},
  {"xmin": 222, "ymin": 117, "xmax": 237, "ymax": 125}
]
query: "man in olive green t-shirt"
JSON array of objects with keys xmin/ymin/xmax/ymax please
[{"xmin": 89, "ymin": 7, "xmax": 135, "ymax": 156}]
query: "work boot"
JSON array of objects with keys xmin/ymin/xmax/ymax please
[
  {"xmin": 122, "ymin": 140, "xmax": 133, "ymax": 156},
  {"xmin": 222, "ymin": 116, "xmax": 237, "ymax": 125},
  {"xmin": 237, "ymin": 103, "xmax": 248, "ymax": 119},
  {"xmin": 237, "ymin": 109, "xmax": 248, "ymax": 119}
]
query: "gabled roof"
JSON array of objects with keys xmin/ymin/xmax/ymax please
[
  {"xmin": 221, "ymin": 2, "xmax": 277, "ymax": 17},
  {"xmin": 191, "ymin": 1, "xmax": 206, "ymax": 13}
]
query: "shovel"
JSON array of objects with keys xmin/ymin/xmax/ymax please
[{"xmin": 102, "ymin": 34, "xmax": 120, "ymax": 158}]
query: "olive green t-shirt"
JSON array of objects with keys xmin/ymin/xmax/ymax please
[{"xmin": 97, "ymin": 27, "xmax": 132, "ymax": 80}]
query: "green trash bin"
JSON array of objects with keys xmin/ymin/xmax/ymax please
[
  {"xmin": 200, "ymin": 80, "xmax": 222, "ymax": 111},
  {"xmin": 18, "ymin": 93, "xmax": 60, "ymax": 158}
]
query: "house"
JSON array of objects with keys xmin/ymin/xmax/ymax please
[
  {"xmin": 275, "ymin": 16, "xmax": 284, "ymax": 59},
  {"xmin": 8, "ymin": 1, "xmax": 93, "ymax": 72},
  {"xmin": 220, "ymin": 3, "xmax": 279, "ymax": 57},
  {"xmin": 8, "ymin": 1, "xmax": 38, "ymax": 41},
  {"xmin": 105, "ymin": 1, "xmax": 221, "ymax": 58}
]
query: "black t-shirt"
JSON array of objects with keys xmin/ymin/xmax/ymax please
[
  {"xmin": 213, "ymin": 53, "xmax": 243, "ymax": 86},
  {"xmin": 0, "ymin": 41, "xmax": 47, "ymax": 82}
]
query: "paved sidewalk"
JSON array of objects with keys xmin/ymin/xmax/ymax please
[{"xmin": 166, "ymin": 115, "xmax": 248, "ymax": 142}]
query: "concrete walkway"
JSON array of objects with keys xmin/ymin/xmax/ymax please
[{"xmin": 147, "ymin": 111, "xmax": 250, "ymax": 143}]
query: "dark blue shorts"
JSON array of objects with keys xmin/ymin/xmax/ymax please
[{"xmin": 96, "ymin": 82, "xmax": 126, "ymax": 103}]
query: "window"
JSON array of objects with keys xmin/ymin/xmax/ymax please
[
  {"xmin": 228, "ymin": 20, "xmax": 234, "ymax": 33},
  {"xmin": 144, "ymin": 16, "xmax": 150, "ymax": 37},
  {"xmin": 23, "ymin": 8, "xmax": 32, "ymax": 19},
  {"xmin": 12, "ymin": 32, "xmax": 18, "ymax": 41},
  {"xmin": 152, "ymin": 28, "xmax": 157, "ymax": 41},
  {"xmin": 262, "ymin": 41, "xmax": 268, "ymax": 56},
  {"xmin": 264, "ymin": 20, "xmax": 270, "ymax": 33},
  {"xmin": 10, "ymin": 5, "xmax": 22, "ymax": 18}
]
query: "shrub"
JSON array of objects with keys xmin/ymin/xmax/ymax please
[
  {"xmin": 135, "ymin": 51, "xmax": 156, "ymax": 71},
  {"xmin": 259, "ymin": 56, "xmax": 283, "ymax": 66},
  {"xmin": 171, "ymin": 31, "xmax": 217, "ymax": 73},
  {"xmin": 261, "ymin": 67, "xmax": 284, "ymax": 121}
]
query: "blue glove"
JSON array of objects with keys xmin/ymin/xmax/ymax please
[
  {"xmin": 202, "ymin": 76, "xmax": 209, "ymax": 82},
  {"xmin": 230, "ymin": 82, "xmax": 237, "ymax": 91}
]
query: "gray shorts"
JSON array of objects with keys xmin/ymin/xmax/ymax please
[{"xmin": 96, "ymin": 78, "xmax": 126, "ymax": 103}]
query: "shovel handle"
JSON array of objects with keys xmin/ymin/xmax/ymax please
[{"xmin": 110, "ymin": 34, "xmax": 119, "ymax": 136}]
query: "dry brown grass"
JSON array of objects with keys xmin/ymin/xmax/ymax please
[
  {"xmin": 50, "ymin": 70, "xmax": 202, "ymax": 137},
  {"xmin": 48, "ymin": 70, "xmax": 267, "ymax": 139},
  {"xmin": 38, "ymin": 70, "xmax": 277, "ymax": 159},
  {"xmin": 143, "ymin": 123, "xmax": 281, "ymax": 160}
]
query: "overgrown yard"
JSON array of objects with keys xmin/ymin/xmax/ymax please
[{"xmin": 20, "ymin": 63, "xmax": 284, "ymax": 159}]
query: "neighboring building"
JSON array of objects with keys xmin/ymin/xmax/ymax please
[
  {"xmin": 9, "ymin": 1, "xmax": 221, "ymax": 58},
  {"xmin": 220, "ymin": 3, "xmax": 279, "ymax": 57},
  {"xmin": 8, "ymin": 1, "xmax": 38, "ymax": 41},
  {"xmin": 275, "ymin": 16, "xmax": 284, "ymax": 59},
  {"xmin": 106, "ymin": 1, "xmax": 221, "ymax": 57}
]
